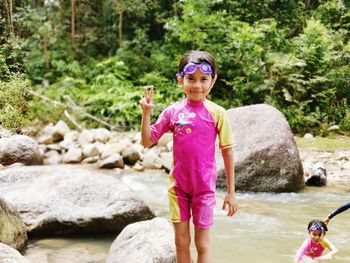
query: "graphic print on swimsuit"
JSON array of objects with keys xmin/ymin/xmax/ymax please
[
  {"xmin": 173, "ymin": 111, "xmax": 195, "ymax": 137},
  {"xmin": 172, "ymin": 106, "xmax": 217, "ymax": 170}
]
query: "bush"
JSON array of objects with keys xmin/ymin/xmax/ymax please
[{"xmin": 0, "ymin": 74, "xmax": 30, "ymax": 130}]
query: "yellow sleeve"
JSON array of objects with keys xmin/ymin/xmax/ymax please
[
  {"xmin": 217, "ymin": 108, "xmax": 234, "ymax": 149},
  {"xmin": 204, "ymin": 100, "xmax": 234, "ymax": 149},
  {"xmin": 321, "ymin": 239, "xmax": 331, "ymax": 250}
]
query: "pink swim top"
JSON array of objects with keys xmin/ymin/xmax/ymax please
[
  {"xmin": 150, "ymin": 98, "xmax": 233, "ymax": 195},
  {"xmin": 296, "ymin": 238, "xmax": 331, "ymax": 261}
]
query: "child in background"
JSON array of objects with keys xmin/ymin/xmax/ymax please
[
  {"xmin": 140, "ymin": 50, "xmax": 238, "ymax": 263},
  {"xmin": 324, "ymin": 201, "xmax": 350, "ymax": 224},
  {"xmin": 295, "ymin": 219, "xmax": 337, "ymax": 262}
]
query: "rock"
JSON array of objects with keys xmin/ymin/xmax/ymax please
[
  {"xmin": 45, "ymin": 144, "xmax": 62, "ymax": 152},
  {"xmin": 100, "ymin": 141, "xmax": 130, "ymax": 159},
  {"xmin": 121, "ymin": 146, "xmax": 141, "ymax": 165},
  {"xmin": 0, "ymin": 243, "xmax": 29, "ymax": 263},
  {"xmin": 0, "ymin": 165, "xmax": 154, "ymax": 236},
  {"xmin": 93, "ymin": 128, "xmax": 111, "ymax": 143},
  {"xmin": 303, "ymin": 133, "xmax": 314, "ymax": 140},
  {"xmin": 82, "ymin": 156, "xmax": 99, "ymax": 164},
  {"xmin": 0, "ymin": 198, "xmax": 27, "ymax": 251},
  {"xmin": 0, "ymin": 128, "xmax": 14, "ymax": 138},
  {"xmin": 78, "ymin": 129, "xmax": 95, "ymax": 145},
  {"xmin": 142, "ymin": 150, "xmax": 162, "ymax": 169},
  {"xmin": 82, "ymin": 144, "xmax": 99, "ymax": 158},
  {"xmin": 336, "ymin": 151, "xmax": 349, "ymax": 161},
  {"xmin": 0, "ymin": 135, "xmax": 43, "ymax": 166},
  {"xmin": 63, "ymin": 130, "xmax": 79, "ymax": 143},
  {"xmin": 328, "ymin": 125, "xmax": 340, "ymax": 131},
  {"xmin": 37, "ymin": 134, "xmax": 55, "ymax": 145},
  {"xmin": 305, "ymin": 162, "xmax": 327, "ymax": 186},
  {"xmin": 62, "ymin": 148, "xmax": 83, "ymax": 163},
  {"xmin": 133, "ymin": 162, "xmax": 144, "ymax": 171},
  {"xmin": 58, "ymin": 139, "xmax": 78, "ymax": 150},
  {"xmin": 216, "ymin": 104, "xmax": 304, "ymax": 192},
  {"xmin": 159, "ymin": 152, "xmax": 173, "ymax": 173},
  {"xmin": 52, "ymin": 120, "xmax": 70, "ymax": 140},
  {"xmin": 106, "ymin": 218, "xmax": 175, "ymax": 263},
  {"xmin": 43, "ymin": 150, "xmax": 62, "ymax": 165},
  {"xmin": 98, "ymin": 154, "xmax": 124, "ymax": 169}
]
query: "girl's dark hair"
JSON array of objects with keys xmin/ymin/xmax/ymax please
[
  {"xmin": 177, "ymin": 50, "xmax": 217, "ymax": 77},
  {"xmin": 307, "ymin": 219, "xmax": 328, "ymax": 232}
]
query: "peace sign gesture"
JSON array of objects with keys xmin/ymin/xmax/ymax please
[{"xmin": 139, "ymin": 85, "xmax": 154, "ymax": 113}]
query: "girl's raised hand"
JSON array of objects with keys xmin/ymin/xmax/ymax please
[{"xmin": 140, "ymin": 85, "xmax": 154, "ymax": 113}]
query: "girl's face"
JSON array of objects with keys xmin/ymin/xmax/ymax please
[
  {"xmin": 309, "ymin": 230, "xmax": 325, "ymax": 243},
  {"xmin": 177, "ymin": 69, "xmax": 216, "ymax": 102}
]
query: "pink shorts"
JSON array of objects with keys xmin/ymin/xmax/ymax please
[{"xmin": 168, "ymin": 186, "xmax": 216, "ymax": 228}]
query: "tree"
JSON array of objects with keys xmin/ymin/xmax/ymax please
[
  {"xmin": 110, "ymin": 0, "xmax": 155, "ymax": 47},
  {"xmin": 3, "ymin": 0, "xmax": 14, "ymax": 35}
]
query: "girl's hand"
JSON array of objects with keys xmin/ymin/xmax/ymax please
[
  {"xmin": 317, "ymin": 253, "xmax": 333, "ymax": 261},
  {"xmin": 140, "ymin": 85, "xmax": 154, "ymax": 113},
  {"xmin": 222, "ymin": 193, "xmax": 238, "ymax": 217}
]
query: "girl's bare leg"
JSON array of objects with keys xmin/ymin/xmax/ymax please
[
  {"xmin": 194, "ymin": 227, "xmax": 211, "ymax": 263},
  {"xmin": 173, "ymin": 221, "xmax": 192, "ymax": 263}
]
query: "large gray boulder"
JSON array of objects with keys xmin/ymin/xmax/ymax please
[
  {"xmin": 0, "ymin": 135, "xmax": 42, "ymax": 166},
  {"xmin": 0, "ymin": 198, "xmax": 27, "ymax": 251},
  {"xmin": 0, "ymin": 243, "xmax": 29, "ymax": 263},
  {"xmin": 0, "ymin": 165, "xmax": 154, "ymax": 236},
  {"xmin": 216, "ymin": 104, "xmax": 304, "ymax": 192},
  {"xmin": 106, "ymin": 217, "xmax": 176, "ymax": 263}
]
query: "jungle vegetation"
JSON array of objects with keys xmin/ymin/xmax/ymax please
[{"xmin": 1, "ymin": 0, "xmax": 349, "ymax": 135}]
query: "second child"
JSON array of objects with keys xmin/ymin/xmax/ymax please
[{"xmin": 295, "ymin": 219, "xmax": 337, "ymax": 262}]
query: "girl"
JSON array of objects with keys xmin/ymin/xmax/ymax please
[
  {"xmin": 295, "ymin": 219, "xmax": 337, "ymax": 262},
  {"xmin": 140, "ymin": 50, "xmax": 238, "ymax": 263}
]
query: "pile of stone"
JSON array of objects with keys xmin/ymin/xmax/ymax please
[{"xmin": 36, "ymin": 120, "xmax": 173, "ymax": 171}]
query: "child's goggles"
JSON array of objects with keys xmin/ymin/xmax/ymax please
[
  {"xmin": 308, "ymin": 225, "xmax": 325, "ymax": 232},
  {"xmin": 176, "ymin": 63, "xmax": 213, "ymax": 77}
]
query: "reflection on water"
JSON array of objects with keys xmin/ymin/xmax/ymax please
[{"xmin": 24, "ymin": 170, "xmax": 350, "ymax": 263}]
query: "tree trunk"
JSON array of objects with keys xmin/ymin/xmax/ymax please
[
  {"xmin": 118, "ymin": 11, "xmax": 123, "ymax": 46},
  {"xmin": 71, "ymin": 0, "xmax": 75, "ymax": 47},
  {"xmin": 9, "ymin": 0, "xmax": 13, "ymax": 34},
  {"xmin": 43, "ymin": 38, "xmax": 49, "ymax": 70},
  {"xmin": 3, "ymin": 0, "xmax": 14, "ymax": 34}
]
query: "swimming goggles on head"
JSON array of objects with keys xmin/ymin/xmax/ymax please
[
  {"xmin": 176, "ymin": 63, "xmax": 213, "ymax": 77},
  {"xmin": 308, "ymin": 225, "xmax": 325, "ymax": 232}
]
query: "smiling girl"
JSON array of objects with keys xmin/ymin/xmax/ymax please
[
  {"xmin": 140, "ymin": 50, "xmax": 238, "ymax": 263},
  {"xmin": 295, "ymin": 219, "xmax": 337, "ymax": 262}
]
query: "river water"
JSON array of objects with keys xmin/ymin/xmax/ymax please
[{"xmin": 24, "ymin": 170, "xmax": 350, "ymax": 263}]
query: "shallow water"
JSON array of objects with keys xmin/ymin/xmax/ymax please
[{"xmin": 24, "ymin": 169, "xmax": 350, "ymax": 263}]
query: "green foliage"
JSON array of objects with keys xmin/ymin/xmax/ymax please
[
  {"xmin": 312, "ymin": 0, "xmax": 347, "ymax": 30},
  {"xmin": 262, "ymin": 18, "xmax": 349, "ymax": 134},
  {"xmin": 0, "ymin": 75, "xmax": 30, "ymax": 130},
  {"xmin": 0, "ymin": 36, "xmax": 26, "ymax": 80},
  {"xmin": 164, "ymin": 1, "xmax": 286, "ymax": 107},
  {"xmin": 341, "ymin": 110, "xmax": 350, "ymax": 131},
  {"xmin": 29, "ymin": 57, "xmax": 142, "ymax": 130},
  {"xmin": 2, "ymin": 0, "xmax": 350, "ymax": 135}
]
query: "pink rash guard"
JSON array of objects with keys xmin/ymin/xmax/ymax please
[
  {"xmin": 150, "ymin": 98, "xmax": 233, "ymax": 228},
  {"xmin": 296, "ymin": 238, "xmax": 331, "ymax": 261}
]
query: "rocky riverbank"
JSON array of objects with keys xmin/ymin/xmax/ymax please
[
  {"xmin": 1, "ymin": 119, "xmax": 350, "ymax": 188},
  {"xmin": 299, "ymin": 148, "xmax": 350, "ymax": 186}
]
